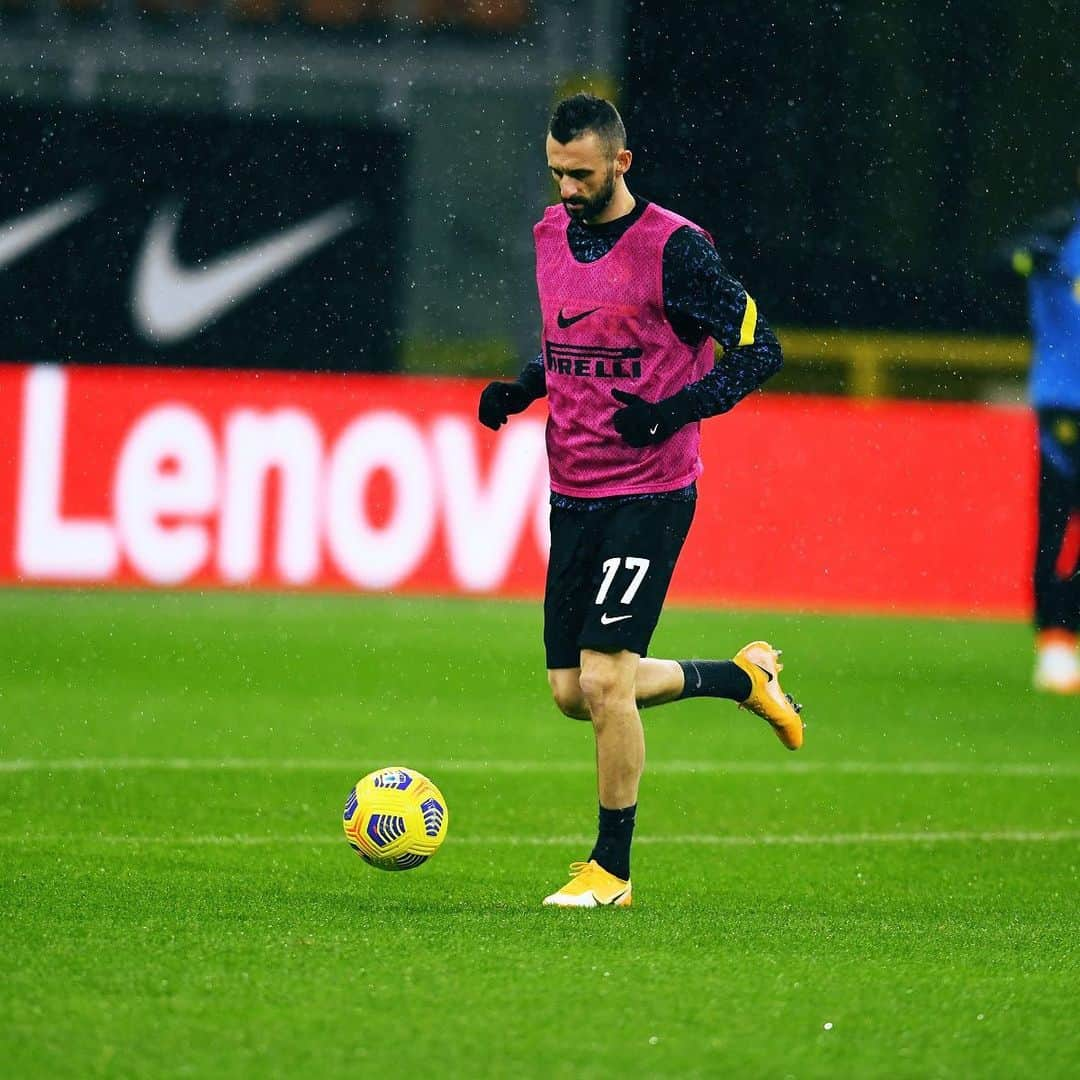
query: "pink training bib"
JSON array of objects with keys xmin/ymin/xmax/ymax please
[{"xmin": 534, "ymin": 201, "xmax": 715, "ymax": 497}]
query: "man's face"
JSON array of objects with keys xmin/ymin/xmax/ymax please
[{"xmin": 546, "ymin": 131, "xmax": 619, "ymax": 223}]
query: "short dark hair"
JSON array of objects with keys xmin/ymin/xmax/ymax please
[{"xmin": 548, "ymin": 93, "xmax": 627, "ymax": 155}]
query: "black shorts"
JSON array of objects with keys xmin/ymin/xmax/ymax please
[{"xmin": 544, "ymin": 498, "xmax": 696, "ymax": 669}]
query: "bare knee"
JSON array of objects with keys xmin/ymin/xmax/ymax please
[
  {"xmin": 553, "ymin": 687, "xmax": 590, "ymax": 721},
  {"xmin": 548, "ymin": 669, "xmax": 590, "ymax": 721},
  {"xmin": 579, "ymin": 651, "xmax": 636, "ymax": 718},
  {"xmin": 578, "ymin": 665, "xmax": 620, "ymax": 710}
]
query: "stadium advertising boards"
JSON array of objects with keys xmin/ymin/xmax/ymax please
[
  {"xmin": 0, "ymin": 363, "xmax": 1037, "ymax": 616},
  {"xmin": 0, "ymin": 105, "xmax": 403, "ymax": 372}
]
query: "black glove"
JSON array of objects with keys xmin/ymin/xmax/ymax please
[
  {"xmin": 611, "ymin": 388, "xmax": 689, "ymax": 447},
  {"xmin": 478, "ymin": 381, "xmax": 532, "ymax": 430}
]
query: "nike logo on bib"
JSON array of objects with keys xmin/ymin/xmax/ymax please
[
  {"xmin": 557, "ymin": 306, "xmax": 600, "ymax": 329},
  {"xmin": 600, "ymin": 613, "xmax": 633, "ymax": 625},
  {"xmin": 133, "ymin": 199, "xmax": 357, "ymax": 344}
]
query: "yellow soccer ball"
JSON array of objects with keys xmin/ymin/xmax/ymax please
[{"xmin": 343, "ymin": 766, "xmax": 449, "ymax": 871}]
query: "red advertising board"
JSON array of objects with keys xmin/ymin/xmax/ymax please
[{"xmin": 0, "ymin": 363, "xmax": 1036, "ymax": 617}]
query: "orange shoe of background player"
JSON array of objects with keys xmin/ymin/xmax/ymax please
[{"xmin": 1034, "ymin": 630, "xmax": 1080, "ymax": 694}]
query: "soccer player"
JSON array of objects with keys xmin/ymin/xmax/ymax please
[
  {"xmin": 478, "ymin": 94, "xmax": 804, "ymax": 908},
  {"xmin": 1006, "ymin": 178, "xmax": 1080, "ymax": 692}
]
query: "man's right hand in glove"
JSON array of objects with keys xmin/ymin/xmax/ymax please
[{"xmin": 478, "ymin": 381, "xmax": 533, "ymax": 430}]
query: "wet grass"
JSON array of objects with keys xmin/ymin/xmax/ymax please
[{"xmin": 1, "ymin": 589, "xmax": 1077, "ymax": 1077}]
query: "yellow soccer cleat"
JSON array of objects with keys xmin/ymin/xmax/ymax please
[
  {"xmin": 542, "ymin": 861, "xmax": 632, "ymax": 908},
  {"xmin": 733, "ymin": 640, "xmax": 804, "ymax": 751}
]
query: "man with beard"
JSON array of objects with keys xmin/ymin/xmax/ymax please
[{"xmin": 478, "ymin": 93, "xmax": 804, "ymax": 908}]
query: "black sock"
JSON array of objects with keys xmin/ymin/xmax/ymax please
[
  {"xmin": 588, "ymin": 803, "xmax": 636, "ymax": 882},
  {"xmin": 677, "ymin": 659, "xmax": 752, "ymax": 702}
]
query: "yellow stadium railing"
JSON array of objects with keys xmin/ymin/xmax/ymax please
[
  {"xmin": 402, "ymin": 329, "xmax": 1032, "ymax": 400},
  {"xmin": 772, "ymin": 328, "xmax": 1031, "ymax": 399}
]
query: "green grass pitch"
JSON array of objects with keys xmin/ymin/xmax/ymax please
[{"xmin": 1, "ymin": 588, "xmax": 1077, "ymax": 1078}]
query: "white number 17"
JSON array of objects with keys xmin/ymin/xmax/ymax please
[{"xmin": 595, "ymin": 556, "xmax": 652, "ymax": 606}]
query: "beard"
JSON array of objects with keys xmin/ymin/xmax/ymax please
[{"xmin": 563, "ymin": 166, "xmax": 617, "ymax": 222}]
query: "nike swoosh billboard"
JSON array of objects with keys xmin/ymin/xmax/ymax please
[
  {"xmin": 0, "ymin": 104, "xmax": 404, "ymax": 371},
  {"xmin": 0, "ymin": 189, "xmax": 100, "ymax": 270},
  {"xmin": 132, "ymin": 199, "xmax": 359, "ymax": 344}
]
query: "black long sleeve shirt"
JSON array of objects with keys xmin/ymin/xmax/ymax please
[{"xmin": 519, "ymin": 197, "xmax": 782, "ymax": 417}]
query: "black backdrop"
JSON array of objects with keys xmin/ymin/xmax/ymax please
[
  {"xmin": 0, "ymin": 105, "xmax": 404, "ymax": 370},
  {"xmin": 623, "ymin": 0, "xmax": 1079, "ymax": 333}
]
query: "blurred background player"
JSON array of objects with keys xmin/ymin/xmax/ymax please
[
  {"xmin": 478, "ymin": 94, "xmax": 804, "ymax": 908},
  {"xmin": 1007, "ymin": 172, "xmax": 1080, "ymax": 693}
]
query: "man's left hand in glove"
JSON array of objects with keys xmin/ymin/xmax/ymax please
[{"xmin": 611, "ymin": 388, "xmax": 693, "ymax": 448}]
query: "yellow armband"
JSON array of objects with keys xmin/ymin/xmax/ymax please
[{"xmin": 738, "ymin": 293, "xmax": 758, "ymax": 346}]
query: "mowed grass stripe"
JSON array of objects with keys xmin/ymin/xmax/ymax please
[
  {"xmin": 3, "ymin": 591, "xmax": 1079, "ymax": 1079},
  {"xmin": 1, "ymin": 757, "xmax": 1077, "ymax": 777},
  {"xmin": 2, "ymin": 829, "xmax": 1077, "ymax": 847}
]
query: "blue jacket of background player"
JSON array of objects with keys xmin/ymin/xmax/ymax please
[{"xmin": 1009, "ymin": 203, "xmax": 1080, "ymax": 409}]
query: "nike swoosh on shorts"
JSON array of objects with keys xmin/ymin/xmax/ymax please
[
  {"xmin": 132, "ymin": 199, "xmax": 357, "ymax": 344},
  {"xmin": 0, "ymin": 189, "xmax": 99, "ymax": 270},
  {"xmin": 599, "ymin": 613, "xmax": 633, "ymax": 625}
]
